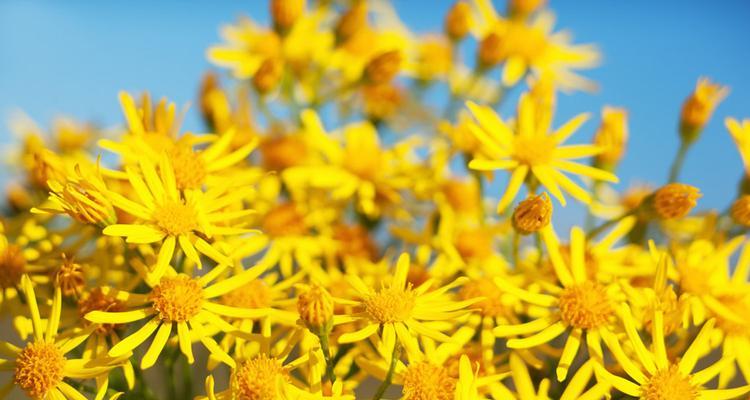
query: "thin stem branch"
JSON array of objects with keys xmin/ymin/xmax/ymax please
[
  {"xmin": 318, "ymin": 331, "xmax": 336, "ymax": 384},
  {"xmin": 668, "ymin": 141, "xmax": 691, "ymax": 183},
  {"xmin": 372, "ymin": 340, "xmax": 400, "ymax": 400}
]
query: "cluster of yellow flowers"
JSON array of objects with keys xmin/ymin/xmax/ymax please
[{"xmin": 2, "ymin": 0, "xmax": 750, "ymax": 399}]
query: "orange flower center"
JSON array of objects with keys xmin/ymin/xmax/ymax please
[
  {"xmin": 14, "ymin": 342, "xmax": 66, "ymax": 398},
  {"xmin": 0, "ymin": 245, "xmax": 25, "ymax": 289},
  {"xmin": 150, "ymin": 275, "xmax": 204, "ymax": 322},
  {"xmin": 641, "ymin": 364, "xmax": 698, "ymax": 400},
  {"xmin": 558, "ymin": 281, "xmax": 613, "ymax": 329},
  {"xmin": 153, "ymin": 200, "xmax": 198, "ymax": 236},
  {"xmin": 364, "ymin": 286, "xmax": 416, "ymax": 323}
]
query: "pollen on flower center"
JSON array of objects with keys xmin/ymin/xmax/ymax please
[
  {"xmin": 78, "ymin": 288, "xmax": 126, "ymax": 335},
  {"xmin": 558, "ymin": 281, "xmax": 613, "ymax": 329},
  {"xmin": 153, "ymin": 200, "xmax": 198, "ymax": 236},
  {"xmin": 364, "ymin": 286, "xmax": 416, "ymax": 324},
  {"xmin": 513, "ymin": 135, "xmax": 556, "ymax": 166},
  {"xmin": 221, "ymin": 280, "xmax": 273, "ymax": 309},
  {"xmin": 0, "ymin": 244, "xmax": 25, "ymax": 289},
  {"xmin": 232, "ymin": 354, "xmax": 288, "ymax": 400},
  {"xmin": 641, "ymin": 364, "xmax": 698, "ymax": 400},
  {"xmin": 14, "ymin": 341, "xmax": 66, "ymax": 398},
  {"xmin": 168, "ymin": 145, "xmax": 207, "ymax": 190},
  {"xmin": 402, "ymin": 362, "xmax": 457, "ymax": 400},
  {"xmin": 150, "ymin": 275, "xmax": 204, "ymax": 322},
  {"xmin": 460, "ymin": 279, "xmax": 507, "ymax": 318},
  {"xmin": 262, "ymin": 203, "xmax": 308, "ymax": 237}
]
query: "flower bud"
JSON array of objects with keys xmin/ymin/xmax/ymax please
[
  {"xmin": 731, "ymin": 195, "xmax": 750, "ymax": 226},
  {"xmin": 297, "ymin": 284, "xmax": 334, "ymax": 332},
  {"xmin": 53, "ymin": 254, "xmax": 85, "ymax": 297},
  {"xmin": 253, "ymin": 57, "xmax": 284, "ymax": 94},
  {"xmin": 593, "ymin": 107, "xmax": 629, "ymax": 170},
  {"xmin": 363, "ymin": 83, "xmax": 403, "ymax": 122},
  {"xmin": 508, "ymin": 0, "xmax": 547, "ymax": 19},
  {"xmin": 335, "ymin": 1, "xmax": 367, "ymax": 44},
  {"xmin": 444, "ymin": 1, "xmax": 472, "ymax": 41},
  {"xmin": 680, "ymin": 78, "xmax": 728, "ymax": 143},
  {"xmin": 270, "ymin": 0, "xmax": 305, "ymax": 32},
  {"xmin": 651, "ymin": 183, "xmax": 701, "ymax": 220},
  {"xmin": 478, "ymin": 32, "xmax": 504, "ymax": 68},
  {"xmin": 512, "ymin": 193, "xmax": 553, "ymax": 234},
  {"xmin": 365, "ymin": 50, "xmax": 402, "ymax": 84}
]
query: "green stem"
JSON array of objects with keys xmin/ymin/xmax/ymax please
[
  {"xmin": 587, "ymin": 209, "xmax": 636, "ymax": 239},
  {"xmin": 668, "ymin": 141, "xmax": 691, "ymax": 183},
  {"xmin": 372, "ymin": 340, "xmax": 400, "ymax": 400},
  {"xmin": 318, "ymin": 331, "xmax": 336, "ymax": 384},
  {"xmin": 182, "ymin": 354, "xmax": 193, "ymax": 399},
  {"xmin": 165, "ymin": 348, "xmax": 178, "ymax": 400}
]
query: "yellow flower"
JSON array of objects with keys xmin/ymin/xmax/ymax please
[
  {"xmin": 512, "ymin": 192, "xmax": 552, "ymax": 234},
  {"xmin": 473, "ymin": 0, "xmax": 600, "ymax": 91},
  {"xmin": 651, "ymin": 183, "xmax": 701, "ymax": 220},
  {"xmin": 84, "ymin": 263, "xmax": 267, "ymax": 370},
  {"xmin": 726, "ymin": 117, "xmax": 750, "ymax": 177},
  {"xmin": 337, "ymin": 253, "xmax": 477, "ymax": 361},
  {"xmin": 595, "ymin": 306, "xmax": 750, "ymax": 400},
  {"xmin": 0, "ymin": 276, "xmax": 122, "ymax": 399},
  {"xmin": 680, "ymin": 77, "xmax": 729, "ymax": 141},
  {"xmin": 102, "ymin": 156, "xmax": 254, "ymax": 279},
  {"xmin": 33, "ymin": 161, "xmax": 117, "ymax": 227},
  {"xmin": 593, "ymin": 106, "xmax": 629, "ymax": 169},
  {"xmin": 467, "ymin": 94, "xmax": 618, "ymax": 212},
  {"xmin": 494, "ymin": 225, "xmax": 624, "ymax": 381}
]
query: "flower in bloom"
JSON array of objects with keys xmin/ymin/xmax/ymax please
[
  {"xmin": 0, "ymin": 276, "xmax": 122, "ymax": 399},
  {"xmin": 84, "ymin": 263, "xmax": 268, "ymax": 369},
  {"xmin": 595, "ymin": 307, "xmax": 750, "ymax": 400},
  {"xmin": 467, "ymin": 94, "xmax": 618, "ymax": 212},
  {"xmin": 337, "ymin": 253, "xmax": 477, "ymax": 361},
  {"xmin": 102, "ymin": 156, "xmax": 254, "ymax": 279}
]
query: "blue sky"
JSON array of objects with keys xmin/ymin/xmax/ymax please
[{"xmin": 1, "ymin": 0, "xmax": 749, "ymax": 223}]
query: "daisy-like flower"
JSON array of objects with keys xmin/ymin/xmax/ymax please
[
  {"xmin": 102, "ymin": 156, "xmax": 254, "ymax": 279},
  {"xmin": 595, "ymin": 306, "xmax": 750, "ymax": 400},
  {"xmin": 472, "ymin": 0, "xmax": 600, "ymax": 91},
  {"xmin": 102, "ymin": 92, "xmax": 259, "ymax": 191},
  {"xmin": 0, "ymin": 276, "xmax": 122, "ymax": 399},
  {"xmin": 83, "ymin": 262, "xmax": 268, "ymax": 370},
  {"xmin": 283, "ymin": 110, "xmax": 415, "ymax": 218},
  {"xmin": 467, "ymin": 94, "xmax": 618, "ymax": 212},
  {"xmin": 336, "ymin": 253, "xmax": 477, "ymax": 361},
  {"xmin": 493, "ymin": 225, "xmax": 623, "ymax": 381}
]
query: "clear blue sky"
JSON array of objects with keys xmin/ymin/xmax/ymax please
[{"xmin": 1, "ymin": 0, "xmax": 749, "ymax": 223}]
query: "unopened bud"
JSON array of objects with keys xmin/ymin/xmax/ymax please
[
  {"xmin": 731, "ymin": 195, "xmax": 750, "ymax": 227},
  {"xmin": 680, "ymin": 78, "xmax": 728, "ymax": 143},
  {"xmin": 444, "ymin": 1, "xmax": 472, "ymax": 41},
  {"xmin": 593, "ymin": 107, "xmax": 629, "ymax": 170},
  {"xmin": 365, "ymin": 50, "xmax": 402, "ymax": 84},
  {"xmin": 270, "ymin": 0, "xmax": 305, "ymax": 32},
  {"xmin": 651, "ymin": 183, "xmax": 701, "ymax": 220},
  {"xmin": 512, "ymin": 193, "xmax": 553, "ymax": 234},
  {"xmin": 253, "ymin": 57, "xmax": 284, "ymax": 94},
  {"xmin": 297, "ymin": 284, "xmax": 334, "ymax": 332}
]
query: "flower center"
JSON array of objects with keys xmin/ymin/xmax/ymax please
[
  {"xmin": 261, "ymin": 203, "xmax": 307, "ymax": 237},
  {"xmin": 150, "ymin": 275, "xmax": 204, "ymax": 322},
  {"xmin": 402, "ymin": 362, "xmax": 456, "ymax": 400},
  {"xmin": 454, "ymin": 228, "xmax": 493, "ymax": 261},
  {"xmin": 168, "ymin": 145, "xmax": 207, "ymax": 190},
  {"xmin": 232, "ymin": 354, "xmax": 288, "ymax": 400},
  {"xmin": 364, "ymin": 286, "xmax": 416, "ymax": 324},
  {"xmin": 641, "ymin": 364, "xmax": 698, "ymax": 400},
  {"xmin": 260, "ymin": 135, "xmax": 308, "ymax": 171},
  {"xmin": 0, "ymin": 244, "xmax": 25, "ymax": 289},
  {"xmin": 78, "ymin": 288, "xmax": 127, "ymax": 335},
  {"xmin": 152, "ymin": 200, "xmax": 198, "ymax": 236},
  {"xmin": 460, "ymin": 279, "xmax": 507, "ymax": 318},
  {"xmin": 53, "ymin": 255, "xmax": 85, "ymax": 297},
  {"xmin": 14, "ymin": 341, "xmax": 66, "ymax": 398},
  {"xmin": 558, "ymin": 281, "xmax": 613, "ymax": 329},
  {"xmin": 333, "ymin": 224, "xmax": 377, "ymax": 260},
  {"xmin": 506, "ymin": 23, "xmax": 548, "ymax": 61},
  {"xmin": 221, "ymin": 280, "xmax": 273, "ymax": 309},
  {"xmin": 513, "ymin": 135, "xmax": 556, "ymax": 166}
]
